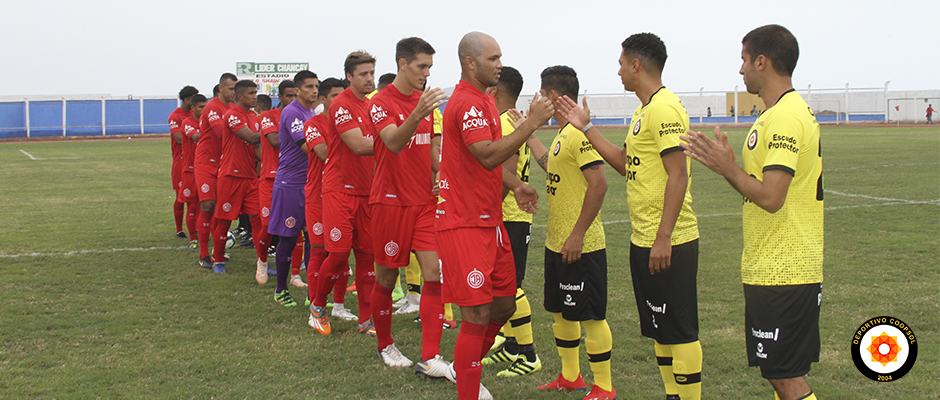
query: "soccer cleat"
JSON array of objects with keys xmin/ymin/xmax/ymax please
[
  {"xmin": 176, "ymin": 231, "xmax": 188, "ymax": 240},
  {"xmin": 445, "ymin": 362, "xmax": 457, "ymax": 384},
  {"xmin": 415, "ymin": 354, "xmax": 449, "ymax": 379},
  {"xmin": 239, "ymin": 236, "xmax": 254, "ymax": 248},
  {"xmin": 478, "ymin": 384, "xmax": 493, "ymax": 400},
  {"xmin": 267, "ymin": 266, "xmax": 277, "ymax": 276},
  {"xmin": 582, "ymin": 385, "xmax": 617, "ymax": 400},
  {"xmin": 391, "ymin": 285, "xmax": 405, "ymax": 303},
  {"xmin": 496, "ymin": 355, "xmax": 542, "ymax": 377},
  {"xmin": 290, "ymin": 274, "xmax": 307, "ymax": 288},
  {"xmin": 189, "ymin": 240, "xmax": 198, "ymax": 250},
  {"xmin": 346, "ymin": 282, "xmax": 357, "ymax": 292},
  {"xmin": 392, "ymin": 296, "xmax": 408, "ymax": 309},
  {"xmin": 331, "ymin": 305, "xmax": 358, "ymax": 321},
  {"xmin": 490, "ymin": 333, "xmax": 506, "ymax": 352},
  {"xmin": 255, "ymin": 260, "xmax": 269, "ymax": 285},
  {"xmin": 211, "ymin": 262, "xmax": 227, "ymax": 274},
  {"xmin": 379, "ymin": 343, "xmax": 414, "ymax": 367},
  {"xmin": 223, "ymin": 252, "xmax": 230, "ymax": 261},
  {"xmin": 357, "ymin": 319, "xmax": 376, "ymax": 336},
  {"xmin": 482, "ymin": 348, "xmax": 519, "ymax": 365},
  {"xmin": 538, "ymin": 373, "xmax": 588, "ymax": 391},
  {"xmin": 443, "ymin": 319, "xmax": 457, "ymax": 330},
  {"xmin": 308, "ymin": 305, "xmax": 331, "ymax": 335},
  {"xmin": 666, "ymin": 396, "xmax": 680, "ymax": 400},
  {"xmin": 393, "ymin": 301, "xmax": 420, "ymax": 315},
  {"xmin": 198, "ymin": 256, "xmax": 212, "ymax": 269},
  {"xmin": 274, "ymin": 290, "xmax": 297, "ymax": 307}
]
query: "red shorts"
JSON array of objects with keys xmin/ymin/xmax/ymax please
[
  {"xmin": 172, "ymin": 162, "xmax": 182, "ymax": 192},
  {"xmin": 194, "ymin": 163, "xmax": 218, "ymax": 202},
  {"xmin": 305, "ymin": 190, "xmax": 324, "ymax": 246},
  {"xmin": 438, "ymin": 226, "xmax": 516, "ymax": 307},
  {"xmin": 372, "ymin": 203, "xmax": 437, "ymax": 268},
  {"xmin": 177, "ymin": 171, "xmax": 198, "ymax": 203},
  {"xmin": 322, "ymin": 191, "xmax": 372, "ymax": 254},
  {"xmin": 214, "ymin": 175, "xmax": 259, "ymax": 221},
  {"xmin": 258, "ymin": 177, "xmax": 274, "ymax": 226}
]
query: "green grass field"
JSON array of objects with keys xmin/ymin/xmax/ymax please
[{"xmin": 1, "ymin": 126, "xmax": 938, "ymax": 399}]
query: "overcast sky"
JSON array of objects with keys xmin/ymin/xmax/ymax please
[{"xmin": 2, "ymin": 0, "xmax": 937, "ymax": 98}]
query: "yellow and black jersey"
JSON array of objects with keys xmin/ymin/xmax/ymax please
[
  {"xmin": 433, "ymin": 107, "xmax": 443, "ymax": 135},
  {"xmin": 625, "ymin": 87, "xmax": 699, "ymax": 248},
  {"xmin": 741, "ymin": 90, "xmax": 823, "ymax": 286},
  {"xmin": 546, "ymin": 123, "xmax": 605, "ymax": 253},
  {"xmin": 501, "ymin": 111, "xmax": 533, "ymax": 223}
]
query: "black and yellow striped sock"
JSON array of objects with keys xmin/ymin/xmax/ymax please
[
  {"xmin": 671, "ymin": 341, "xmax": 702, "ymax": 400},
  {"xmin": 551, "ymin": 313, "xmax": 581, "ymax": 381},
  {"xmin": 655, "ymin": 341, "xmax": 679, "ymax": 397},
  {"xmin": 509, "ymin": 288, "xmax": 535, "ymax": 360},
  {"xmin": 405, "ymin": 253, "xmax": 421, "ymax": 295},
  {"xmin": 584, "ymin": 319, "xmax": 613, "ymax": 392}
]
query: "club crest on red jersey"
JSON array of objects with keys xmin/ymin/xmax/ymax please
[
  {"xmin": 201, "ymin": 183, "xmax": 210, "ymax": 193},
  {"xmin": 384, "ymin": 241, "xmax": 399, "ymax": 257},
  {"xmin": 467, "ymin": 270, "xmax": 485, "ymax": 289},
  {"xmin": 222, "ymin": 202, "xmax": 232, "ymax": 212},
  {"xmin": 183, "ymin": 188, "xmax": 191, "ymax": 198},
  {"xmin": 330, "ymin": 227, "xmax": 342, "ymax": 242},
  {"xmin": 261, "ymin": 207, "xmax": 269, "ymax": 218},
  {"xmin": 312, "ymin": 222, "xmax": 324, "ymax": 236}
]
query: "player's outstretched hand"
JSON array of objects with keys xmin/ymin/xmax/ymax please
[
  {"xmin": 527, "ymin": 91, "xmax": 555, "ymax": 127},
  {"xmin": 415, "ymin": 86, "xmax": 448, "ymax": 119},
  {"xmin": 561, "ymin": 234, "xmax": 584, "ymax": 264},
  {"xmin": 680, "ymin": 126, "xmax": 736, "ymax": 176},
  {"xmin": 514, "ymin": 183, "xmax": 540, "ymax": 214},
  {"xmin": 506, "ymin": 109, "xmax": 526, "ymax": 129},
  {"xmin": 556, "ymin": 96, "xmax": 591, "ymax": 131}
]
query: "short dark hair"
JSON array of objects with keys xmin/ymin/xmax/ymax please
[
  {"xmin": 293, "ymin": 70, "xmax": 319, "ymax": 87},
  {"xmin": 497, "ymin": 66, "xmax": 523, "ymax": 99},
  {"xmin": 395, "ymin": 37, "xmax": 435, "ymax": 64},
  {"xmin": 540, "ymin": 65, "xmax": 579, "ymax": 102},
  {"xmin": 219, "ymin": 72, "xmax": 237, "ymax": 84},
  {"xmin": 212, "ymin": 84, "xmax": 220, "ymax": 97},
  {"xmin": 234, "ymin": 80, "xmax": 257, "ymax": 95},
  {"xmin": 621, "ymin": 33, "xmax": 667, "ymax": 73},
  {"xmin": 178, "ymin": 85, "xmax": 198, "ymax": 100},
  {"xmin": 318, "ymin": 77, "xmax": 347, "ymax": 98},
  {"xmin": 742, "ymin": 24, "xmax": 799, "ymax": 77},
  {"xmin": 191, "ymin": 94, "xmax": 208, "ymax": 105},
  {"xmin": 256, "ymin": 94, "xmax": 272, "ymax": 111},
  {"xmin": 378, "ymin": 73, "xmax": 396, "ymax": 89},
  {"xmin": 277, "ymin": 80, "xmax": 294, "ymax": 96},
  {"xmin": 344, "ymin": 51, "xmax": 376, "ymax": 75}
]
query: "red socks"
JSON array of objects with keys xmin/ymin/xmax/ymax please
[
  {"xmin": 257, "ymin": 230, "xmax": 272, "ymax": 263},
  {"xmin": 335, "ymin": 266, "xmax": 349, "ymax": 304},
  {"xmin": 420, "ymin": 281, "xmax": 445, "ymax": 361},
  {"xmin": 353, "ymin": 251, "xmax": 375, "ymax": 325},
  {"xmin": 455, "ymin": 321, "xmax": 487, "ymax": 400},
  {"xmin": 212, "ymin": 219, "xmax": 232, "ymax": 263},
  {"xmin": 314, "ymin": 253, "xmax": 347, "ymax": 307},
  {"xmin": 185, "ymin": 202, "xmax": 197, "ymax": 239},
  {"xmin": 197, "ymin": 210, "xmax": 213, "ymax": 259},
  {"xmin": 291, "ymin": 236, "xmax": 303, "ymax": 275},
  {"xmin": 174, "ymin": 201, "xmax": 184, "ymax": 233},
  {"xmin": 481, "ymin": 319, "xmax": 504, "ymax": 359},
  {"xmin": 372, "ymin": 284, "xmax": 394, "ymax": 350},
  {"xmin": 306, "ymin": 247, "xmax": 328, "ymax": 302},
  {"xmin": 250, "ymin": 215, "xmax": 265, "ymax": 261}
]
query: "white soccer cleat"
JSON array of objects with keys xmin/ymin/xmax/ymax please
[
  {"xmin": 255, "ymin": 259, "xmax": 269, "ymax": 285},
  {"xmin": 331, "ymin": 304, "xmax": 358, "ymax": 321},
  {"xmin": 392, "ymin": 296, "xmax": 408, "ymax": 309},
  {"xmin": 445, "ymin": 362, "xmax": 492, "ymax": 400},
  {"xmin": 415, "ymin": 354, "xmax": 449, "ymax": 379},
  {"xmin": 393, "ymin": 301, "xmax": 420, "ymax": 315},
  {"xmin": 379, "ymin": 344, "xmax": 413, "ymax": 368},
  {"xmin": 478, "ymin": 383, "xmax": 493, "ymax": 400},
  {"xmin": 290, "ymin": 274, "xmax": 307, "ymax": 288}
]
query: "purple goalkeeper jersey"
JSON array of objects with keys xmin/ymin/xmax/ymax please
[{"xmin": 274, "ymin": 100, "xmax": 315, "ymax": 189}]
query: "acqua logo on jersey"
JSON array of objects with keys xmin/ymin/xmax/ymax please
[
  {"xmin": 290, "ymin": 118, "xmax": 304, "ymax": 134},
  {"xmin": 462, "ymin": 106, "xmax": 489, "ymax": 131},
  {"xmin": 208, "ymin": 110, "xmax": 220, "ymax": 122},
  {"xmin": 370, "ymin": 104, "xmax": 388, "ymax": 125},
  {"xmin": 305, "ymin": 125, "xmax": 321, "ymax": 141},
  {"xmin": 261, "ymin": 117, "xmax": 275, "ymax": 131},
  {"xmin": 334, "ymin": 107, "xmax": 352, "ymax": 126},
  {"xmin": 184, "ymin": 125, "xmax": 195, "ymax": 135},
  {"xmin": 227, "ymin": 114, "xmax": 242, "ymax": 129}
]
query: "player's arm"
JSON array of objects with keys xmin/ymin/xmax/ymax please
[
  {"xmin": 312, "ymin": 143, "xmax": 327, "ymax": 161},
  {"xmin": 526, "ymin": 135, "xmax": 549, "ymax": 172},
  {"xmin": 466, "ymin": 92, "xmax": 554, "ymax": 170},
  {"xmin": 430, "ymin": 135, "xmax": 441, "ymax": 173},
  {"xmin": 234, "ymin": 127, "xmax": 261, "ymax": 145},
  {"xmin": 681, "ymin": 126, "xmax": 792, "ymax": 213},
  {"xmin": 379, "ymin": 88, "xmax": 447, "ymax": 154},
  {"xmin": 501, "ymin": 153, "xmax": 520, "ymax": 199},
  {"xmin": 649, "ymin": 150, "xmax": 687, "ymax": 274},
  {"xmin": 189, "ymin": 131, "xmax": 200, "ymax": 142},
  {"xmin": 561, "ymin": 162, "xmax": 607, "ymax": 264},
  {"xmin": 265, "ymin": 132, "xmax": 279, "ymax": 147},
  {"xmin": 255, "ymin": 145, "xmax": 262, "ymax": 161},
  {"xmin": 555, "ymin": 96, "xmax": 628, "ymax": 176},
  {"xmin": 171, "ymin": 131, "xmax": 183, "ymax": 145},
  {"xmin": 339, "ymin": 127, "xmax": 373, "ymax": 155}
]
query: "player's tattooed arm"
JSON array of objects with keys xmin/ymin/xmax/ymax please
[{"xmin": 527, "ymin": 133, "xmax": 549, "ymax": 172}]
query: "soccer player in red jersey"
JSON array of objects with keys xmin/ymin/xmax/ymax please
[
  {"xmin": 308, "ymin": 51, "xmax": 378, "ymax": 336},
  {"xmin": 438, "ymin": 32, "xmax": 554, "ymax": 400},
  {"xmin": 303, "ymin": 77, "xmax": 355, "ymax": 320},
  {"xmin": 367, "ymin": 37, "xmax": 450, "ymax": 374},
  {"xmin": 194, "ymin": 73, "xmax": 237, "ymax": 269},
  {"xmin": 256, "ymin": 80, "xmax": 296, "ymax": 284},
  {"xmin": 169, "ymin": 86, "xmax": 198, "ymax": 239},
  {"xmin": 211, "ymin": 80, "xmax": 265, "ymax": 273},
  {"xmin": 177, "ymin": 93, "xmax": 207, "ymax": 249}
]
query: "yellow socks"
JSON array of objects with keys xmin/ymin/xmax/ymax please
[
  {"xmin": 551, "ymin": 313, "xmax": 581, "ymax": 381},
  {"xmin": 670, "ymin": 341, "xmax": 702, "ymax": 400},
  {"xmin": 583, "ymin": 319, "xmax": 613, "ymax": 392},
  {"xmin": 655, "ymin": 341, "xmax": 679, "ymax": 396}
]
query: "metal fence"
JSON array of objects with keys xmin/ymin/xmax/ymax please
[{"xmin": 0, "ymin": 97, "xmax": 179, "ymax": 139}]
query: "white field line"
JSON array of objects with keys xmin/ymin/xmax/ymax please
[
  {"xmin": 16, "ymin": 150, "xmax": 80, "ymax": 161},
  {"xmin": 19, "ymin": 149, "xmax": 36, "ymax": 160},
  {"xmin": 826, "ymin": 162, "xmax": 937, "ymax": 172},
  {"xmin": 826, "ymin": 190, "xmax": 940, "ymax": 205},
  {"xmin": 0, "ymin": 246, "xmax": 189, "ymax": 259}
]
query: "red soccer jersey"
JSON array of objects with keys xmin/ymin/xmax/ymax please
[
  {"xmin": 168, "ymin": 107, "xmax": 191, "ymax": 167},
  {"xmin": 369, "ymin": 85, "xmax": 435, "ymax": 206},
  {"xmin": 219, "ymin": 105, "xmax": 260, "ymax": 179},
  {"xmin": 303, "ymin": 114, "xmax": 329, "ymax": 199},
  {"xmin": 195, "ymin": 98, "xmax": 230, "ymax": 169},
  {"xmin": 259, "ymin": 108, "xmax": 282, "ymax": 180},
  {"xmin": 436, "ymin": 80, "xmax": 503, "ymax": 230},
  {"xmin": 180, "ymin": 115, "xmax": 199, "ymax": 172},
  {"xmin": 322, "ymin": 88, "xmax": 375, "ymax": 197}
]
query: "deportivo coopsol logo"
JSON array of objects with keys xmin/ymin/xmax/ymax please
[
  {"xmin": 467, "ymin": 270, "xmax": 485, "ymax": 289},
  {"xmin": 553, "ymin": 141, "xmax": 561, "ymax": 155},
  {"xmin": 747, "ymin": 130, "xmax": 759, "ymax": 150},
  {"xmin": 312, "ymin": 222, "xmax": 323, "ymax": 236},
  {"xmin": 201, "ymin": 184, "xmax": 210, "ymax": 193},
  {"xmin": 851, "ymin": 316, "xmax": 918, "ymax": 382},
  {"xmin": 330, "ymin": 227, "xmax": 342, "ymax": 242},
  {"xmin": 384, "ymin": 241, "xmax": 399, "ymax": 257},
  {"xmin": 285, "ymin": 216, "xmax": 296, "ymax": 229},
  {"xmin": 632, "ymin": 119, "xmax": 641, "ymax": 136}
]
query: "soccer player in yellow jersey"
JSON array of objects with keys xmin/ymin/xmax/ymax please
[
  {"xmin": 529, "ymin": 65, "xmax": 615, "ymax": 400},
  {"xmin": 480, "ymin": 66, "xmax": 542, "ymax": 377},
  {"xmin": 681, "ymin": 25, "xmax": 823, "ymax": 400},
  {"xmin": 557, "ymin": 34, "xmax": 703, "ymax": 400}
]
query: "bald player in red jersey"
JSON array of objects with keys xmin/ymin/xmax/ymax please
[
  {"xmin": 211, "ymin": 80, "xmax": 266, "ymax": 273},
  {"xmin": 308, "ymin": 51, "xmax": 378, "ymax": 337},
  {"xmin": 169, "ymin": 86, "xmax": 198, "ymax": 239},
  {"xmin": 368, "ymin": 37, "xmax": 451, "ymax": 376},
  {"xmin": 178, "ymin": 94, "xmax": 207, "ymax": 248},
  {"xmin": 194, "ymin": 73, "xmax": 237, "ymax": 269},
  {"xmin": 438, "ymin": 32, "xmax": 553, "ymax": 400}
]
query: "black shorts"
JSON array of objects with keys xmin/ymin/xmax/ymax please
[
  {"xmin": 630, "ymin": 240, "xmax": 699, "ymax": 344},
  {"xmin": 544, "ymin": 248, "xmax": 607, "ymax": 321},
  {"xmin": 503, "ymin": 221, "xmax": 531, "ymax": 287},
  {"xmin": 744, "ymin": 282, "xmax": 821, "ymax": 379}
]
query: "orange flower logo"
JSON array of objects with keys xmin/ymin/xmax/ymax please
[{"xmin": 867, "ymin": 331, "xmax": 902, "ymax": 366}]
